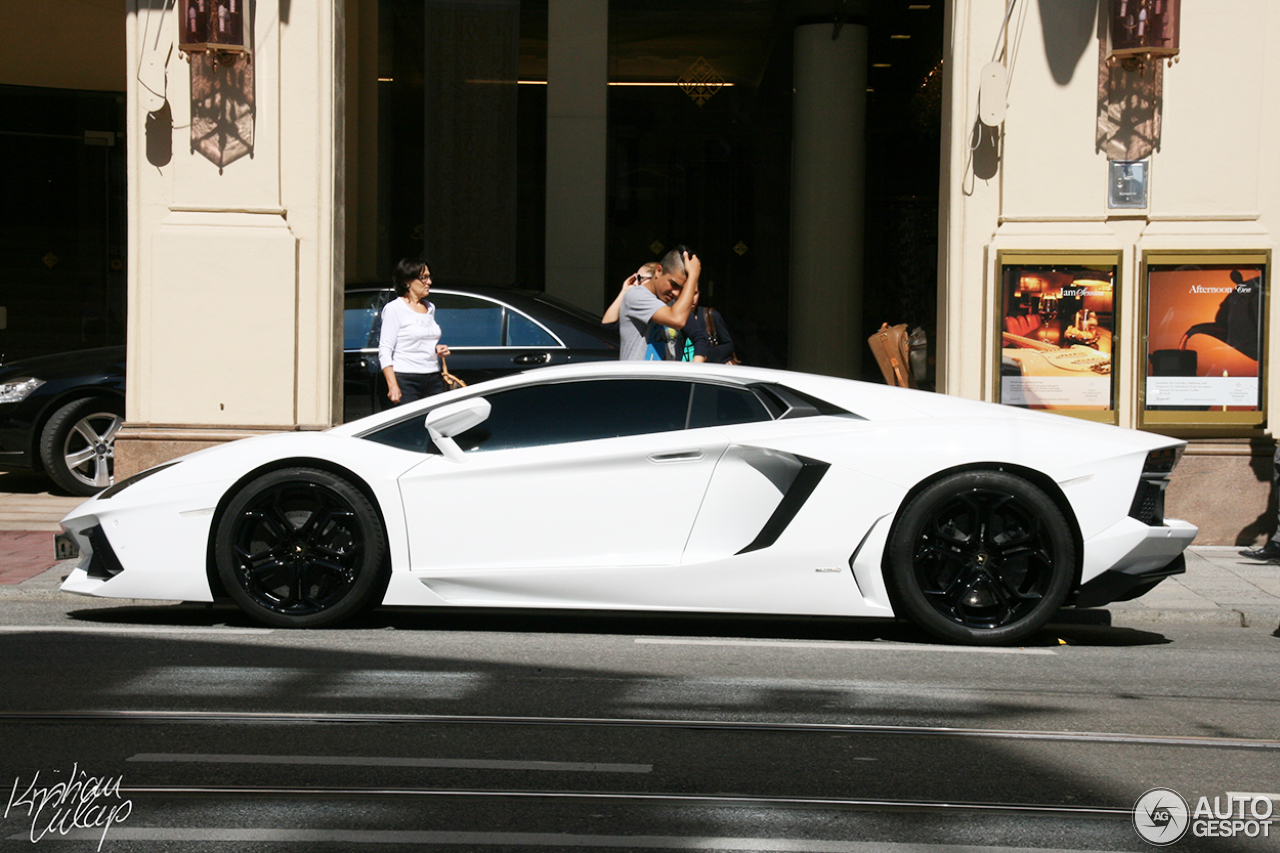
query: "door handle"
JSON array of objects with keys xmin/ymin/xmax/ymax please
[
  {"xmin": 648, "ymin": 450, "xmax": 704, "ymax": 463},
  {"xmin": 513, "ymin": 352, "xmax": 552, "ymax": 365}
]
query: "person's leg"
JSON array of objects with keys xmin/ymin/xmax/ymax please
[
  {"xmin": 394, "ymin": 372, "xmax": 430, "ymax": 405},
  {"xmin": 421, "ymin": 372, "xmax": 447, "ymax": 397}
]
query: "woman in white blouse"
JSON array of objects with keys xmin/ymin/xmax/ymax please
[{"xmin": 378, "ymin": 258, "xmax": 451, "ymax": 405}]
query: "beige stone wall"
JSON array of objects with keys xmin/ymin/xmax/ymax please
[
  {"xmin": 940, "ymin": 0, "xmax": 1280, "ymax": 540},
  {"xmin": 1166, "ymin": 442, "xmax": 1274, "ymax": 547},
  {"xmin": 114, "ymin": 1, "xmax": 346, "ymax": 477}
]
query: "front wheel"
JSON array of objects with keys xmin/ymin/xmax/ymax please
[
  {"xmin": 886, "ymin": 471, "xmax": 1075, "ymax": 645},
  {"xmin": 39, "ymin": 397, "xmax": 123, "ymax": 496},
  {"xmin": 214, "ymin": 468, "xmax": 387, "ymax": 628}
]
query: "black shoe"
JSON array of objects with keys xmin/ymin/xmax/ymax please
[{"xmin": 1239, "ymin": 541, "xmax": 1280, "ymax": 560}]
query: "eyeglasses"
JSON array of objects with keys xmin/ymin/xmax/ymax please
[{"xmin": 417, "ymin": 272, "xmax": 432, "ymax": 281}]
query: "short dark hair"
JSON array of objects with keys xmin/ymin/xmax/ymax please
[
  {"xmin": 392, "ymin": 257, "xmax": 429, "ymax": 296},
  {"xmin": 659, "ymin": 244, "xmax": 692, "ymax": 279}
]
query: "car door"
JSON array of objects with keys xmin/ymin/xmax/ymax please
[
  {"xmin": 395, "ymin": 377, "xmax": 731, "ymax": 608},
  {"xmin": 432, "ymin": 292, "xmax": 568, "ymax": 383}
]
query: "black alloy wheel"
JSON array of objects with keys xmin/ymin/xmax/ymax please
[
  {"xmin": 214, "ymin": 468, "xmax": 387, "ymax": 628},
  {"xmin": 887, "ymin": 470, "xmax": 1074, "ymax": 645}
]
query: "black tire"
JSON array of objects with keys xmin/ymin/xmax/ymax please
[
  {"xmin": 886, "ymin": 471, "xmax": 1075, "ymax": 645},
  {"xmin": 39, "ymin": 397, "xmax": 124, "ymax": 496},
  {"xmin": 214, "ymin": 467, "xmax": 388, "ymax": 628}
]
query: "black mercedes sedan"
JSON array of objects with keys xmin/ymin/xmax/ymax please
[
  {"xmin": 1, "ymin": 286, "xmax": 618, "ymax": 494},
  {"xmin": 0, "ymin": 346, "xmax": 126, "ymax": 496}
]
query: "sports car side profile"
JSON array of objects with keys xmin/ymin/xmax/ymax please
[{"xmin": 57, "ymin": 362, "xmax": 1196, "ymax": 645}]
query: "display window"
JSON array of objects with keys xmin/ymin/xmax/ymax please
[
  {"xmin": 996, "ymin": 253, "xmax": 1119, "ymax": 422},
  {"xmin": 1141, "ymin": 253, "xmax": 1268, "ymax": 427}
]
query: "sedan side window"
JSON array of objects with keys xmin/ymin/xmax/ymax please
[
  {"xmin": 507, "ymin": 311, "xmax": 558, "ymax": 347},
  {"xmin": 432, "ymin": 294, "xmax": 504, "ymax": 347},
  {"xmin": 456, "ymin": 379, "xmax": 691, "ymax": 453}
]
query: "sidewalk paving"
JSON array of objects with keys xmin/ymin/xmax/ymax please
[{"xmin": 2, "ymin": 471, "xmax": 1279, "ymax": 631}]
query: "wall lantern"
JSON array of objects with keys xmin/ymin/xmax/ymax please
[
  {"xmin": 178, "ymin": 0, "xmax": 249, "ymax": 69},
  {"xmin": 1108, "ymin": 0, "xmax": 1180, "ymax": 68}
]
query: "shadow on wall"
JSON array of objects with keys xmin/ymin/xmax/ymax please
[
  {"xmin": 190, "ymin": 53, "xmax": 255, "ymax": 173},
  {"xmin": 1239, "ymin": 439, "xmax": 1278, "ymax": 547},
  {"xmin": 1038, "ymin": 0, "xmax": 1101, "ymax": 85}
]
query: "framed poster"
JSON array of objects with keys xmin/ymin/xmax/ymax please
[
  {"xmin": 996, "ymin": 253, "xmax": 1119, "ymax": 423},
  {"xmin": 1141, "ymin": 253, "xmax": 1268, "ymax": 428}
]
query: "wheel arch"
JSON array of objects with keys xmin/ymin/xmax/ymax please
[
  {"xmin": 880, "ymin": 462, "xmax": 1085, "ymax": 592},
  {"xmin": 203, "ymin": 456, "xmax": 393, "ymax": 601}
]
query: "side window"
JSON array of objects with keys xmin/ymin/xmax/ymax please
[
  {"xmin": 433, "ymin": 294, "xmax": 503, "ymax": 347},
  {"xmin": 688, "ymin": 383, "xmax": 773, "ymax": 428},
  {"xmin": 507, "ymin": 311, "xmax": 558, "ymax": 347},
  {"xmin": 456, "ymin": 379, "xmax": 691, "ymax": 453},
  {"xmin": 362, "ymin": 415, "xmax": 436, "ymax": 454}
]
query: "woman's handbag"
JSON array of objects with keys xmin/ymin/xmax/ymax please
[
  {"xmin": 440, "ymin": 357, "xmax": 467, "ymax": 391},
  {"xmin": 704, "ymin": 308, "xmax": 741, "ymax": 365}
]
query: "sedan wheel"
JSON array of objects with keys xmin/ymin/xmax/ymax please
[
  {"xmin": 887, "ymin": 471, "xmax": 1074, "ymax": 645},
  {"xmin": 214, "ymin": 468, "xmax": 387, "ymax": 628},
  {"xmin": 39, "ymin": 397, "xmax": 123, "ymax": 496}
]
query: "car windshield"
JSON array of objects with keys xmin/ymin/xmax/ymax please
[{"xmin": 344, "ymin": 291, "xmax": 393, "ymax": 350}]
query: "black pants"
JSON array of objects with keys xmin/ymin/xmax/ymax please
[{"xmin": 395, "ymin": 371, "xmax": 446, "ymax": 405}]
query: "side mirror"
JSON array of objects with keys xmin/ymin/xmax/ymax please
[{"xmin": 424, "ymin": 397, "xmax": 491, "ymax": 462}]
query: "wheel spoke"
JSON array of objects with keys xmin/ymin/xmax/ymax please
[
  {"xmin": 66, "ymin": 446, "xmax": 97, "ymax": 468},
  {"xmin": 72, "ymin": 420, "xmax": 105, "ymax": 445}
]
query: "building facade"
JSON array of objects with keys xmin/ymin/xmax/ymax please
[{"xmin": 1, "ymin": 1, "xmax": 1276, "ymax": 544}]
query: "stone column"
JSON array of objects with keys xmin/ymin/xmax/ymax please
[
  {"xmin": 544, "ymin": 0, "xmax": 608, "ymax": 312},
  {"xmin": 116, "ymin": 0, "xmax": 345, "ymax": 476},
  {"xmin": 789, "ymin": 22, "xmax": 866, "ymax": 378}
]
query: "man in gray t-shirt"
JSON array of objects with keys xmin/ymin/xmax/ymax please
[{"xmin": 617, "ymin": 249, "xmax": 701, "ymax": 360}]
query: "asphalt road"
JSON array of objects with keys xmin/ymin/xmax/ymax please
[{"xmin": 1, "ymin": 599, "xmax": 1277, "ymax": 852}]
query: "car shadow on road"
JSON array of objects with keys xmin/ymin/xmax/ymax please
[{"xmin": 60, "ymin": 600, "xmax": 1172, "ymax": 648}]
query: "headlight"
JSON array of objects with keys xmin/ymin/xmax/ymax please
[
  {"xmin": 0, "ymin": 377, "xmax": 45, "ymax": 404},
  {"xmin": 1143, "ymin": 445, "xmax": 1184, "ymax": 475}
]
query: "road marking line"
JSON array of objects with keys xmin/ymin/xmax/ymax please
[
  {"xmin": 10, "ymin": 711, "xmax": 1275, "ymax": 750},
  {"xmin": 127, "ymin": 753, "xmax": 651, "ymax": 773},
  {"xmin": 635, "ymin": 638, "xmax": 1056, "ymax": 655},
  {"xmin": 8, "ymin": 828, "xmax": 1126, "ymax": 850},
  {"xmin": 0, "ymin": 625, "xmax": 271, "ymax": 635}
]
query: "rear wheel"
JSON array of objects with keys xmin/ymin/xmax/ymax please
[
  {"xmin": 39, "ymin": 397, "xmax": 123, "ymax": 496},
  {"xmin": 886, "ymin": 471, "xmax": 1074, "ymax": 645},
  {"xmin": 214, "ymin": 468, "xmax": 387, "ymax": 628}
]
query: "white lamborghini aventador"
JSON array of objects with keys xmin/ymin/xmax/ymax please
[{"xmin": 57, "ymin": 362, "xmax": 1197, "ymax": 645}]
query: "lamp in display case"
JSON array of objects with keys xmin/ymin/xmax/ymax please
[
  {"xmin": 178, "ymin": 0, "xmax": 249, "ymax": 69},
  {"xmin": 1108, "ymin": 0, "xmax": 1180, "ymax": 67}
]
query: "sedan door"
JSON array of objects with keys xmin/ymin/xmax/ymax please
[
  {"xmin": 395, "ymin": 378, "xmax": 730, "ymax": 609},
  {"xmin": 432, "ymin": 292, "xmax": 570, "ymax": 383}
]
